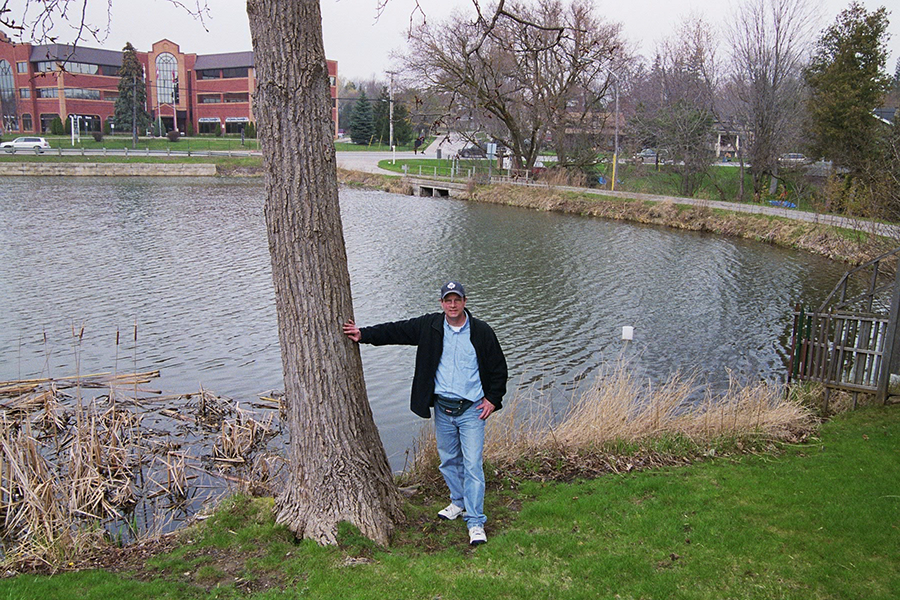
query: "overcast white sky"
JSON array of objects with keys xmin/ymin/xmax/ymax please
[{"xmin": 9, "ymin": 0, "xmax": 900, "ymax": 82}]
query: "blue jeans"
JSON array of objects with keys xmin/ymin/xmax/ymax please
[{"xmin": 434, "ymin": 403, "xmax": 486, "ymax": 527}]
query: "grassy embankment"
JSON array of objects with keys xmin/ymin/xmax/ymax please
[
  {"xmin": 3, "ymin": 134, "xmax": 261, "ymax": 153},
  {"xmin": 1, "ymin": 393, "xmax": 897, "ymax": 599},
  {"xmin": 0, "ymin": 134, "xmax": 428, "ymax": 154}
]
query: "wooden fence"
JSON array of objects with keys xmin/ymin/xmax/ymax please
[{"xmin": 788, "ymin": 246, "xmax": 900, "ymax": 408}]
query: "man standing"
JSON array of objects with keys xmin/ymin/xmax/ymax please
[{"xmin": 342, "ymin": 281, "xmax": 507, "ymax": 546}]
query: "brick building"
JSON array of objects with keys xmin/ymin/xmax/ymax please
[{"xmin": 0, "ymin": 32, "xmax": 338, "ymax": 137}]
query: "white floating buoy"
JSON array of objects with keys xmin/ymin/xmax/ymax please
[{"xmin": 622, "ymin": 326, "xmax": 634, "ymax": 341}]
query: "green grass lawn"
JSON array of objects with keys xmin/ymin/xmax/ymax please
[
  {"xmin": 2, "ymin": 405, "xmax": 897, "ymax": 599},
  {"xmin": 23, "ymin": 134, "xmax": 262, "ymax": 153},
  {"xmin": 334, "ymin": 136, "xmax": 433, "ymax": 153},
  {"xmin": 376, "ymin": 157, "xmax": 819, "ymax": 209}
]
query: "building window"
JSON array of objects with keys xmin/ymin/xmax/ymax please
[
  {"xmin": 224, "ymin": 92, "xmax": 249, "ymax": 103},
  {"xmin": 36, "ymin": 61, "xmax": 56, "ymax": 72},
  {"xmin": 64, "ymin": 88, "xmax": 101, "ymax": 100},
  {"xmin": 22, "ymin": 114, "xmax": 32, "ymax": 131},
  {"xmin": 199, "ymin": 94, "xmax": 221, "ymax": 104},
  {"xmin": 198, "ymin": 118, "xmax": 220, "ymax": 134},
  {"xmin": 40, "ymin": 113, "xmax": 58, "ymax": 132},
  {"xmin": 221, "ymin": 67, "xmax": 249, "ymax": 79},
  {"xmin": 17, "ymin": 62, "xmax": 28, "ymax": 74},
  {"xmin": 155, "ymin": 53, "xmax": 177, "ymax": 105},
  {"xmin": 68, "ymin": 114, "xmax": 102, "ymax": 132},
  {"xmin": 0, "ymin": 60, "xmax": 17, "ymax": 131},
  {"xmin": 20, "ymin": 88, "xmax": 31, "ymax": 99},
  {"xmin": 225, "ymin": 118, "xmax": 250, "ymax": 134},
  {"xmin": 62, "ymin": 61, "xmax": 99, "ymax": 75},
  {"xmin": 198, "ymin": 69, "xmax": 220, "ymax": 80},
  {"xmin": 101, "ymin": 65, "xmax": 121, "ymax": 77},
  {"xmin": 37, "ymin": 88, "xmax": 59, "ymax": 98}
]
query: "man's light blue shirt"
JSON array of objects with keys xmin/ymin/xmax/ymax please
[{"xmin": 434, "ymin": 315, "xmax": 484, "ymax": 402}]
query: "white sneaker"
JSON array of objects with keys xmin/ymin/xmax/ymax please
[
  {"xmin": 468, "ymin": 525, "xmax": 487, "ymax": 546},
  {"xmin": 438, "ymin": 503, "xmax": 466, "ymax": 520}
]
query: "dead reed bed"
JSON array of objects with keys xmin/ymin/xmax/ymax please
[
  {"xmin": 404, "ymin": 364, "xmax": 816, "ymax": 484},
  {"xmin": 0, "ymin": 372, "xmax": 283, "ymax": 567}
]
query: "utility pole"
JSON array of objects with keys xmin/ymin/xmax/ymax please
[{"xmin": 132, "ymin": 74, "xmax": 138, "ymax": 149}]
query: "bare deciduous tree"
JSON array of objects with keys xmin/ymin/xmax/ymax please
[
  {"xmin": 247, "ymin": 0, "xmax": 406, "ymax": 546},
  {"xmin": 401, "ymin": 0, "xmax": 625, "ymax": 172},
  {"xmin": 728, "ymin": 0, "xmax": 814, "ymax": 198},
  {"xmin": 629, "ymin": 16, "xmax": 719, "ymax": 197}
]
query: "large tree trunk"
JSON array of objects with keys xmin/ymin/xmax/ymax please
[{"xmin": 246, "ymin": 0, "xmax": 404, "ymax": 545}]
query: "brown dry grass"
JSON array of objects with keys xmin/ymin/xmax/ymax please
[
  {"xmin": 403, "ymin": 364, "xmax": 816, "ymax": 484},
  {"xmin": 0, "ymin": 372, "xmax": 281, "ymax": 569},
  {"xmin": 337, "ymin": 168, "xmax": 412, "ymax": 195}
]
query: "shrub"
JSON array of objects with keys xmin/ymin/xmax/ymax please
[
  {"xmin": 166, "ymin": 130, "xmax": 180, "ymax": 142},
  {"xmin": 185, "ymin": 121, "xmax": 194, "ymax": 137},
  {"xmin": 92, "ymin": 132, "xmax": 104, "ymax": 142},
  {"xmin": 50, "ymin": 116, "xmax": 65, "ymax": 135}
]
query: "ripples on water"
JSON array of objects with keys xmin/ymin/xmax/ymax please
[{"xmin": 0, "ymin": 177, "xmax": 855, "ymax": 468}]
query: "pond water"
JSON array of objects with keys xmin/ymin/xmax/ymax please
[{"xmin": 0, "ymin": 176, "xmax": 853, "ymax": 474}]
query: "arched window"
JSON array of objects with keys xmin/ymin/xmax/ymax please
[
  {"xmin": 155, "ymin": 53, "xmax": 177, "ymax": 105},
  {"xmin": 0, "ymin": 60, "xmax": 18, "ymax": 132}
]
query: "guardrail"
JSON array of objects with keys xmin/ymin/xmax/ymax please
[{"xmin": 2, "ymin": 146, "xmax": 261, "ymax": 158}]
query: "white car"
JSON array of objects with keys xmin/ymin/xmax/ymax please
[{"xmin": 1, "ymin": 136, "xmax": 51, "ymax": 153}]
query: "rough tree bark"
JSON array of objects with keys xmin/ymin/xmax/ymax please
[{"xmin": 246, "ymin": 0, "xmax": 404, "ymax": 545}]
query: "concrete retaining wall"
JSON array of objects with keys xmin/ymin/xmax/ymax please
[{"xmin": 0, "ymin": 163, "xmax": 217, "ymax": 177}]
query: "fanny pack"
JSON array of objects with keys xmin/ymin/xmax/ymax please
[{"xmin": 435, "ymin": 395, "xmax": 474, "ymax": 417}]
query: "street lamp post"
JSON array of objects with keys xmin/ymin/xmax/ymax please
[{"xmin": 387, "ymin": 71, "xmax": 396, "ymax": 164}]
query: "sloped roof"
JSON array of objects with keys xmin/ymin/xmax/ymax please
[
  {"xmin": 194, "ymin": 51, "xmax": 255, "ymax": 70},
  {"xmin": 30, "ymin": 43, "xmax": 122, "ymax": 67},
  {"xmin": 873, "ymin": 107, "xmax": 897, "ymax": 124}
]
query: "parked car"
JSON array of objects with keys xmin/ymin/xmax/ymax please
[
  {"xmin": 634, "ymin": 148, "xmax": 658, "ymax": 163},
  {"xmin": 457, "ymin": 146, "xmax": 486, "ymax": 159},
  {"xmin": 779, "ymin": 153, "xmax": 809, "ymax": 165},
  {"xmin": 1, "ymin": 136, "xmax": 51, "ymax": 153}
]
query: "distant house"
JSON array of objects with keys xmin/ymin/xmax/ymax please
[
  {"xmin": 0, "ymin": 31, "xmax": 338, "ymax": 137},
  {"xmin": 873, "ymin": 107, "xmax": 897, "ymax": 125}
]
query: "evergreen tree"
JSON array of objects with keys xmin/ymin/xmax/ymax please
[
  {"xmin": 804, "ymin": 2, "xmax": 891, "ymax": 173},
  {"xmin": 114, "ymin": 42, "xmax": 151, "ymax": 146},
  {"xmin": 349, "ymin": 90, "xmax": 375, "ymax": 145},
  {"xmin": 372, "ymin": 87, "xmax": 389, "ymax": 144},
  {"xmin": 49, "ymin": 115, "xmax": 65, "ymax": 135},
  {"xmin": 392, "ymin": 101, "xmax": 414, "ymax": 146}
]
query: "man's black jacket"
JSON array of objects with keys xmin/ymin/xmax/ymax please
[{"xmin": 358, "ymin": 310, "xmax": 508, "ymax": 419}]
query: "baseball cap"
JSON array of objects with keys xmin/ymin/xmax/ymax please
[{"xmin": 440, "ymin": 281, "xmax": 467, "ymax": 299}]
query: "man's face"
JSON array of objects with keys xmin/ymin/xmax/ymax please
[{"xmin": 441, "ymin": 293, "xmax": 466, "ymax": 321}]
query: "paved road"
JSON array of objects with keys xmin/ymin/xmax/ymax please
[
  {"xmin": 335, "ymin": 150, "xmax": 412, "ymax": 175},
  {"xmin": 335, "ymin": 136, "xmax": 453, "ymax": 175}
]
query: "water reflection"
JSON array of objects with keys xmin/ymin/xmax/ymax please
[{"xmin": 0, "ymin": 177, "xmax": 855, "ymax": 471}]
